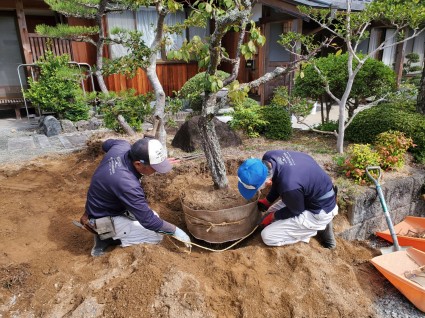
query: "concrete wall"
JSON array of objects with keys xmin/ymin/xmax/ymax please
[{"xmin": 340, "ymin": 168, "xmax": 425, "ymax": 240}]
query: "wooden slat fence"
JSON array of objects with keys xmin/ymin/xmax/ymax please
[
  {"xmin": 28, "ymin": 33, "xmax": 74, "ymax": 63},
  {"xmin": 106, "ymin": 62, "xmax": 199, "ymax": 96}
]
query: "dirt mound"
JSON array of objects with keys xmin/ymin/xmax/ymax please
[{"xmin": 0, "ymin": 145, "xmax": 392, "ymax": 318}]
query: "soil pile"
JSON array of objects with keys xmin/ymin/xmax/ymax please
[{"xmin": 0, "ymin": 137, "xmax": 404, "ymax": 318}]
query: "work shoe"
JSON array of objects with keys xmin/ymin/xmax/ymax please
[
  {"xmin": 317, "ymin": 220, "xmax": 336, "ymax": 249},
  {"xmin": 91, "ymin": 235, "xmax": 121, "ymax": 257}
]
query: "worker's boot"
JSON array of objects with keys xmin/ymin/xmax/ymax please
[
  {"xmin": 91, "ymin": 235, "xmax": 121, "ymax": 257},
  {"xmin": 317, "ymin": 220, "xmax": 336, "ymax": 249}
]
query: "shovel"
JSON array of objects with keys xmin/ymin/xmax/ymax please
[{"xmin": 366, "ymin": 166, "xmax": 409, "ymax": 254}]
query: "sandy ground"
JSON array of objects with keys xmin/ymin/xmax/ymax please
[{"xmin": 0, "ymin": 131, "xmax": 420, "ymax": 318}]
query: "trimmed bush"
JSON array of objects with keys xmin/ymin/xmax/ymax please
[
  {"xmin": 25, "ymin": 51, "xmax": 89, "ymax": 121},
  {"xmin": 345, "ymin": 101, "xmax": 425, "ymax": 162},
  {"xmin": 261, "ymin": 106, "xmax": 292, "ymax": 140}
]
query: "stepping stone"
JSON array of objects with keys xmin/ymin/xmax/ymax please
[
  {"xmin": 35, "ymin": 135, "xmax": 51, "ymax": 148},
  {"xmin": 8, "ymin": 136, "xmax": 36, "ymax": 151},
  {"xmin": 66, "ymin": 134, "xmax": 88, "ymax": 147},
  {"xmin": 58, "ymin": 136, "xmax": 74, "ymax": 149}
]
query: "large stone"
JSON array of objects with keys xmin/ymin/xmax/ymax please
[
  {"xmin": 171, "ymin": 115, "xmax": 242, "ymax": 152},
  {"xmin": 60, "ymin": 119, "xmax": 77, "ymax": 133},
  {"xmin": 88, "ymin": 117, "xmax": 103, "ymax": 130},
  {"xmin": 75, "ymin": 120, "xmax": 90, "ymax": 131},
  {"xmin": 41, "ymin": 115, "xmax": 62, "ymax": 137}
]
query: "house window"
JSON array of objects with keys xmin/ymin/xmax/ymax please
[{"xmin": 107, "ymin": 8, "xmax": 210, "ymax": 60}]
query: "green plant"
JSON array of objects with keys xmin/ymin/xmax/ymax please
[
  {"xmin": 402, "ymin": 52, "xmax": 422, "ymax": 88},
  {"xmin": 260, "ymin": 105, "xmax": 292, "ymax": 140},
  {"xmin": 345, "ymin": 100, "xmax": 425, "ymax": 162},
  {"xmin": 97, "ymin": 89, "xmax": 154, "ymax": 132},
  {"xmin": 340, "ymin": 144, "xmax": 381, "ymax": 185},
  {"xmin": 270, "ymin": 86, "xmax": 312, "ymax": 119},
  {"xmin": 375, "ymin": 130, "xmax": 415, "ymax": 170},
  {"xmin": 25, "ymin": 51, "xmax": 89, "ymax": 121},
  {"xmin": 314, "ymin": 120, "xmax": 339, "ymax": 132},
  {"xmin": 293, "ymin": 53, "xmax": 396, "ymax": 118},
  {"xmin": 229, "ymin": 99, "xmax": 268, "ymax": 138},
  {"xmin": 178, "ymin": 71, "xmax": 230, "ymax": 112}
]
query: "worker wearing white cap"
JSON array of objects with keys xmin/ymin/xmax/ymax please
[{"xmin": 81, "ymin": 137, "xmax": 191, "ymax": 256}]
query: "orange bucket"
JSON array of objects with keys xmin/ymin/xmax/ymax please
[
  {"xmin": 370, "ymin": 247, "xmax": 425, "ymax": 312},
  {"xmin": 376, "ymin": 216, "xmax": 425, "ymax": 252}
]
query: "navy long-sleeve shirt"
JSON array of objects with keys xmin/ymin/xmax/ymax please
[
  {"xmin": 262, "ymin": 150, "xmax": 336, "ymax": 220},
  {"xmin": 85, "ymin": 139, "xmax": 166, "ymax": 232}
]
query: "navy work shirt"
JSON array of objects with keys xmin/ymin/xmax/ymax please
[
  {"xmin": 263, "ymin": 150, "xmax": 336, "ymax": 220},
  {"xmin": 85, "ymin": 139, "xmax": 164, "ymax": 232}
]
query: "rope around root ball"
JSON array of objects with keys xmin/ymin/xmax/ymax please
[{"xmin": 166, "ymin": 225, "xmax": 259, "ymax": 253}]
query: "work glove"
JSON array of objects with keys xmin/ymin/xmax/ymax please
[
  {"xmin": 259, "ymin": 211, "xmax": 275, "ymax": 228},
  {"xmin": 173, "ymin": 227, "xmax": 192, "ymax": 248},
  {"xmin": 258, "ymin": 198, "xmax": 271, "ymax": 212}
]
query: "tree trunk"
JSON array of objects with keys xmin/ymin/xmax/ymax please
[
  {"xmin": 198, "ymin": 93, "xmax": 228, "ymax": 189},
  {"xmin": 117, "ymin": 115, "xmax": 136, "ymax": 136},
  {"xmin": 417, "ymin": 63, "xmax": 425, "ymax": 114},
  {"xmin": 144, "ymin": 4, "xmax": 167, "ymax": 148}
]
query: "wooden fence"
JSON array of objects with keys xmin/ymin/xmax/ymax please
[
  {"xmin": 28, "ymin": 33, "xmax": 74, "ymax": 63},
  {"xmin": 105, "ymin": 62, "xmax": 199, "ymax": 96}
]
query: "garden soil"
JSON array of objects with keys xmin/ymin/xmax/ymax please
[{"xmin": 0, "ymin": 132, "xmax": 399, "ymax": 318}]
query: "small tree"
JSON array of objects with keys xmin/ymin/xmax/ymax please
[
  {"xmin": 294, "ymin": 53, "xmax": 396, "ymax": 122},
  {"xmin": 280, "ymin": 0, "xmax": 425, "ymax": 153}
]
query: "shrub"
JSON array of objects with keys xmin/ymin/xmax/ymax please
[
  {"xmin": 340, "ymin": 144, "xmax": 381, "ymax": 185},
  {"xmin": 375, "ymin": 130, "xmax": 415, "ymax": 170},
  {"xmin": 97, "ymin": 90, "xmax": 154, "ymax": 132},
  {"xmin": 260, "ymin": 105, "xmax": 292, "ymax": 140},
  {"xmin": 345, "ymin": 101, "xmax": 425, "ymax": 162},
  {"xmin": 25, "ymin": 51, "xmax": 89, "ymax": 121},
  {"xmin": 314, "ymin": 120, "xmax": 339, "ymax": 132},
  {"xmin": 229, "ymin": 100, "xmax": 267, "ymax": 138},
  {"xmin": 179, "ymin": 71, "xmax": 230, "ymax": 111}
]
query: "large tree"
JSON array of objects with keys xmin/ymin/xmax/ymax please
[
  {"xmin": 280, "ymin": 0, "xmax": 425, "ymax": 153},
  {"xmin": 169, "ymin": 0, "xmax": 331, "ymax": 189}
]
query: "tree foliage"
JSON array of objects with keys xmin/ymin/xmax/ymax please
[
  {"xmin": 294, "ymin": 53, "xmax": 396, "ymax": 118},
  {"xmin": 281, "ymin": 0, "xmax": 425, "ymax": 153}
]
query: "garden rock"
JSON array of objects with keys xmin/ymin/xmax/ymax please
[
  {"xmin": 41, "ymin": 115, "xmax": 62, "ymax": 137},
  {"xmin": 89, "ymin": 117, "xmax": 103, "ymax": 130},
  {"xmin": 75, "ymin": 120, "xmax": 90, "ymax": 131},
  {"xmin": 60, "ymin": 119, "xmax": 77, "ymax": 133},
  {"xmin": 171, "ymin": 115, "xmax": 242, "ymax": 152}
]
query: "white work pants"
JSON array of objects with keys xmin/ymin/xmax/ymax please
[
  {"xmin": 261, "ymin": 200, "xmax": 338, "ymax": 246},
  {"xmin": 112, "ymin": 211, "xmax": 163, "ymax": 247}
]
